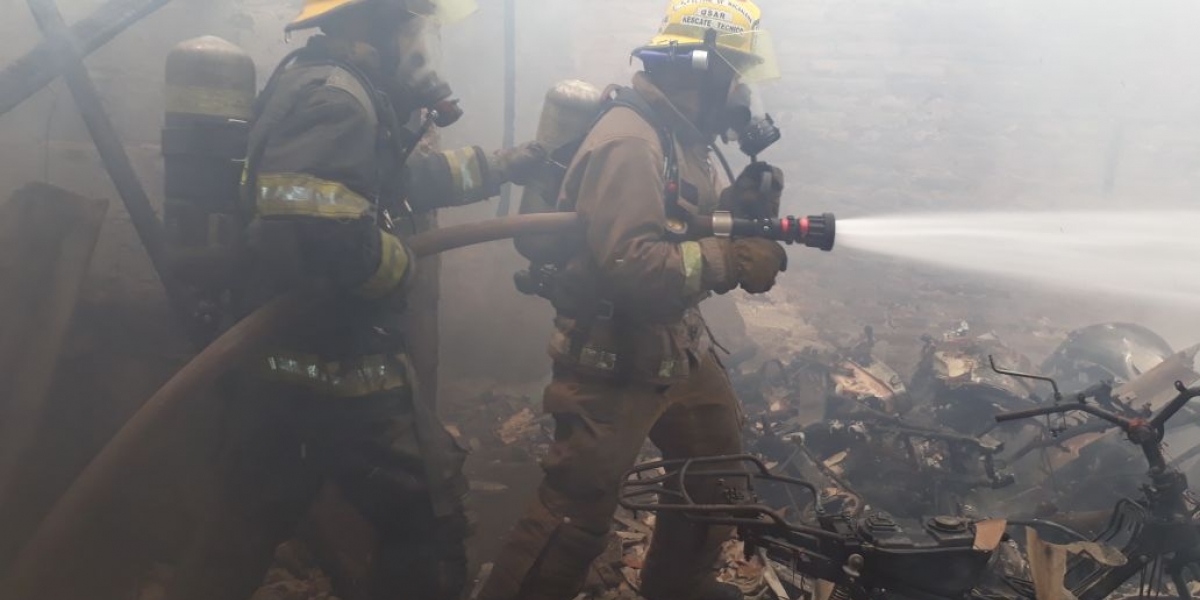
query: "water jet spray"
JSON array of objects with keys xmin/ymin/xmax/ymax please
[{"xmin": 835, "ymin": 210, "xmax": 1200, "ymax": 307}]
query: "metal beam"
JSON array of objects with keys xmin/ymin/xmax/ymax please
[
  {"xmin": 496, "ymin": 0, "xmax": 517, "ymax": 216},
  {"xmin": 23, "ymin": 0, "xmax": 190, "ymax": 328},
  {"xmin": 0, "ymin": 0, "xmax": 172, "ymax": 117}
]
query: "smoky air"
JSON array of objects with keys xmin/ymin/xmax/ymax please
[{"xmin": 1, "ymin": 1, "xmax": 1198, "ymax": 599}]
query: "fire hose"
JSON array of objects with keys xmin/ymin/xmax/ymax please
[{"xmin": 2, "ymin": 210, "xmax": 834, "ymax": 597}]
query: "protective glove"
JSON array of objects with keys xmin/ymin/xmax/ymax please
[
  {"xmin": 719, "ymin": 162, "xmax": 784, "ymax": 219},
  {"xmin": 488, "ymin": 141, "xmax": 548, "ymax": 186},
  {"xmin": 699, "ymin": 237, "xmax": 788, "ymax": 294},
  {"xmin": 732, "ymin": 238, "xmax": 788, "ymax": 293}
]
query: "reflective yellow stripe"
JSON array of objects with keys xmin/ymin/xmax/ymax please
[
  {"xmin": 441, "ymin": 147, "xmax": 484, "ymax": 196},
  {"xmin": 165, "ymin": 84, "xmax": 255, "ymax": 119},
  {"xmin": 261, "ymin": 352, "xmax": 408, "ymax": 397},
  {"xmin": 681, "ymin": 241, "xmax": 703, "ymax": 295},
  {"xmin": 256, "ymin": 172, "xmax": 373, "ymax": 219},
  {"xmin": 355, "ymin": 231, "xmax": 410, "ymax": 299}
]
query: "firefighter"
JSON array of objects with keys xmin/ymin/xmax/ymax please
[
  {"xmin": 478, "ymin": 2, "xmax": 786, "ymax": 600},
  {"xmin": 164, "ymin": 1, "xmax": 544, "ymax": 599}
]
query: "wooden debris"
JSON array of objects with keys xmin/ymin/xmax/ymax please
[
  {"xmin": 0, "ymin": 184, "xmax": 108, "ymax": 511},
  {"xmin": 496, "ymin": 407, "xmax": 542, "ymax": 445}
]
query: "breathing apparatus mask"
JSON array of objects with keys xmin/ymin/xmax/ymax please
[
  {"xmin": 633, "ymin": 28, "xmax": 780, "ymax": 160},
  {"xmin": 368, "ymin": 0, "xmax": 474, "ymax": 126},
  {"xmin": 722, "ymin": 80, "xmax": 780, "ymax": 161}
]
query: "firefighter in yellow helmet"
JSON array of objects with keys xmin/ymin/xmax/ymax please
[
  {"xmin": 479, "ymin": 2, "xmax": 784, "ymax": 600},
  {"xmin": 164, "ymin": 1, "xmax": 544, "ymax": 600}
]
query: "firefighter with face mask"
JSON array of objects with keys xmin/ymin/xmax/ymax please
[
  {"xmin": 163, "ymin": 1, "xmax": 544, "ymax": 599},
  {"xmin": 478, "ymin": 3, "xmax": 786, "ymax": 600}
]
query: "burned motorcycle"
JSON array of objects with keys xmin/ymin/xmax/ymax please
[
  {"xmin": 738, "ymin": 327, "xmax": 1014, "ymax": 519},
  {"xmin": 996, "ymin": 340, "xmax": 1200, "ymax": 516},
  {"xmin": 1041, "ymin": 323, "xmax": 1175, "ymax": 391},
  {"xmin": 797, "ymin": 395, "xmax": 1014, "ymax": 519},
  {"xmin": 908, "ymin": 333, "xmax": 1041, "ymax": 437},
  {"xmin": 620, "ymin": 379, "xmax": 1200, "ymax": 600}
]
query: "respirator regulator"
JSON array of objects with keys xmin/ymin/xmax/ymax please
[{"xmin": 721, "ymin": 82, "xmax": 780, "ymax": 161}]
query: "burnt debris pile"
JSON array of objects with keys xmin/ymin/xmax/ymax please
[{"xmin": 590, "ymin": 321, "xmax": 1200, "ymax": 600}]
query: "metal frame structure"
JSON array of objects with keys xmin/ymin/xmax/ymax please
[
  {"xmin": 3, "ymin": 0, "xmax": 186, "ymax": 323},
  {"xmin": 0, "ymin": 2, "xmax": 176, "ymax": 596}
]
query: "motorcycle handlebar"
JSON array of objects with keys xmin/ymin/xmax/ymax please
[
  {"xmin": 1151, "ymin": 382, "xmax": 1200, "ymax": 430},
  {"xmin": 995, "ymin": 383, "xmax": 1200, "ymax": 432},
  {"xmin": 993, "ymin": 405, "xmax": 1072, "ymax": 423},
  {"xmin": 996, "ymin": 402, "xmax": 1133, "ymax": 428}
]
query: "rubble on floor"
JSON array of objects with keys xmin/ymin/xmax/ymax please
[
  {"xmin": 443, "ymin": 385, "xmax": 553, "ymax": 460},
  {"xmin": 248, "ymin": 540, "xmax": 341, "ymax": 600},
  {"xmin": 519, "ymin": 508, "xmax": 779, "ymax": 600}
]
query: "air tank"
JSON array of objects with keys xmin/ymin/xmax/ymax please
[
  {"xmin": 162, "ymin": 35, "xmax": 256, "ymax": 287},
  {"xmin": 514, "ymin": 79, "xmax": 602, "ymax": 264}
]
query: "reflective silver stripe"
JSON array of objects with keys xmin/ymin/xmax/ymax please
[
  {"xmin": 256, "ymin": 172, "xmax": 372, "ymax": 219},
  {"xmin": 262, "ymin": 353, "xmax": 407, "ymax": 397},
  {"xmin": 681, "ymin": 241, "xmax": 703, "ymax": 295},
  {"xmin": 579, "ymin": 345, "xmax": 617, "ymax": 372}
]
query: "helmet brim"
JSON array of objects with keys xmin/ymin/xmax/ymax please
[
  {"xmin": 286, "ymin": 0, "xmax": 477, "ymax": 31},
  {"xmin": 286, "ymin": 0, "xmax": 370, "ymax": 31}
]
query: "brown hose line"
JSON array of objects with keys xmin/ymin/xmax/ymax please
[{"xmin": 1, "ymin": 212, "xmax": 581, "ymax": 598}]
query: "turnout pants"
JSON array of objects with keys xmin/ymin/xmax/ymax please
[
  {"xmin": 478, "ymin": 349, "xmax": 744, "ymax": 600},
  {"xmin": 166, "ymin": 368, "xmax": 468, "ymax": 600}
]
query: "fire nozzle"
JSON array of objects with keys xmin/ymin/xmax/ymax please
[{"xmin": 701, "ymin": 211, "xmax": 837, "ymax": 251}]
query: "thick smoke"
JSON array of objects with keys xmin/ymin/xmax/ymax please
[
  {"xmin": 1, "ymin": 0, "xmax": 1198, "ymax": 595},
  {"xmin": 4, "ymin": 0, "xmax": 1196, "ymax": 374}
]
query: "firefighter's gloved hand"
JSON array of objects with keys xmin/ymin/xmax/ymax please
[
  {"xmin": 699, "ymin": 237, "xmax": 787, "ymax": 295},
  {"xmin": 720, "ymin": 162, "xmax": 783, "ymax": 219},
  {"xmin": 731, "ymin": 238, "xmax": 787, "ymax": 294},
  {"xmin": 489, "ymin": 141, "xmax": 548, "ymax": 186}
]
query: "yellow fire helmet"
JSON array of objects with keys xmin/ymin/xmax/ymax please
[
  {"xmin": 287, "ymin": 0, "xmax": 478, "ymax": 32},
  {"xmin": 643, "ymin": 0, "xmax": 780, "ymax": 82}
]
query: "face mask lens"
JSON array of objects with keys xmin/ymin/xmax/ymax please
[
  {"xmin": 724, "ymin": 105, "xmax": 752, "ymax": 135},
  {"xmin": 715, "ymin": 29, "xmax": 781, "ymax": 83},
  {"xmin": 385, "ymin": 15, "xmax": 454, "ymax": 112}
]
